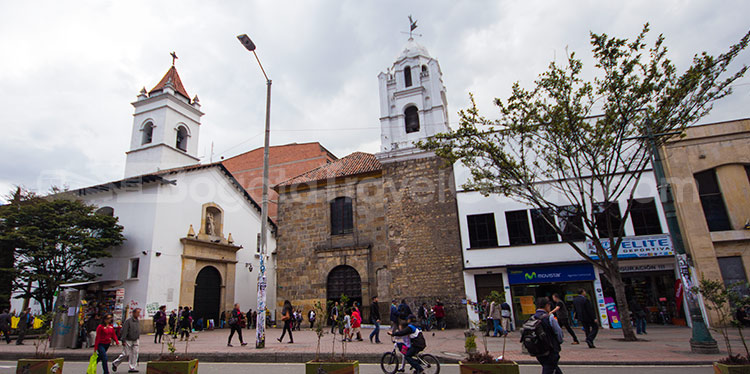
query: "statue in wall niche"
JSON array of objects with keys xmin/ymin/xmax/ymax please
[{"xmin": 206, "ymin": 211, "xmax": 216, "ymax": 236}]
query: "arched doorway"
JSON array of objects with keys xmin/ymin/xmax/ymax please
[
  {"xmin": 327, "ymin": 265, "xmax": 362, "ymax": 308},
  {"xmin": 193, "ymin": 266, "xmax": 222, "ymax": 326}
]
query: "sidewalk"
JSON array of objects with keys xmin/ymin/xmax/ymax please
[{"xmin": 0, "ymin": 325, "xmax": 740, "ymax": 364}]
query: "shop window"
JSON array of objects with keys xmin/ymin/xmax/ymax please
[
  {"xmin": 594, "ymin": 202, "xmax": 622, "ymax": 238},
  {"xmin": 405, "ymin": 106, "xmax": 420, "ymax": 134},
  {"xmin": 404, "ymin": 66, "xmax": 412, "ymax": 87},
  {"xmin": 695, "ymin": 169, "xmax": 731, "ymax": 231},
  {"xmin": 531, "ymin": 208, "xmax": 558, "ymax": 244},
  {"xmin": 629, "ymin": 199, "xmax": 662, "ymax": 235},
  {"xmin": 505, "ymin": 210, "xmax": 532, "ymax": 245},
  {"xmin": 467, "ymin": 213, "xmax": 498, "ymax": 249},
  {"xmin": 129, "ymin": 258, "xmax": 139, "ymax": 279},
  {"xmin": 558, "ymin": 205, "xmax": 585, "ymax": 241},
  {"xmin": 718, "ymin": 256, "xmax": 750, "ymax": 298},
  {"xmin": 330, "ymin": 197, "xmax": 353, "ymax": 235}
]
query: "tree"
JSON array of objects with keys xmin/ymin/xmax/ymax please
[
  {"xmin": 0, "ymin": 187, "xmax": 38, "ymax": 311},
  {"xmin": 419, "ymin": 24, "xmax": 750, "ymax": 341},
  {"xmin": 0, "ymin": 193, "xmax": 125, "ymax": 313}
]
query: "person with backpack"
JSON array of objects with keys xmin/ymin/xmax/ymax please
[
  {"xmin": 153, "ymin": 305, "xmax": 167, "ymax": 344},
  {"xmin": 388, "ymin": 315, "xmax": 427, "ymax": 374},
  {"xmin": 551, "ymin": 294, "xmax": 578, "ymax": 345},
  {"xmin": 227, "ymin": 303, "xmax": 247, "ymax": 347},
  {"xmin": 501, "ymin": 301, "xmax": 513, "ymax": 332},
  {"xmin": 572, "ymin": 289, "xmax": 598, "ymax": 348},
  {"xmin": 520, "ymin": 297, "xmax": 563, "ymax": 374},
  {"xmin": 398, "ymin": 299, "xmax": 412, "ymax": 323},
  {"xmin": 389, "ymin": 300, "xmax": 399, "ymax": 333}
]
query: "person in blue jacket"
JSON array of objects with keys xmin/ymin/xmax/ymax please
[
  {"xmin": 388, "ymin": 315, "xmax": 426, "ymax": 374},
  {"xmin": 389, "ymin": 299, "xmax": 399, "ymax": 332}
]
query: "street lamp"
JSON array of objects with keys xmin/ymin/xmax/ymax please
[{"xmin": 237, "ymin": 33, "xmax": 272, "ymax": 349}]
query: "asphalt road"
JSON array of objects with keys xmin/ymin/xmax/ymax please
[{"xmin": 0, "ymin": 362, "xmax": 714, "ymax": 374}]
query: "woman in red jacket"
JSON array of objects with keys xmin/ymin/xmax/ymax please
[
  {"xmin": 351, "ymin": 306, "xmax": 363, "ymax": 341},
  {"xmin": 94, "ymin": 313, "xmax": 119, "ymax": 374}
]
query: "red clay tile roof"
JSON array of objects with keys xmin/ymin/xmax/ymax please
[
  {"xmin": 277, "ymin": 152, "xmax": 381, "ymax": 187},
  {"xmin": 149, "ymin": 66, "xmax": 190, "ymax": 99}
]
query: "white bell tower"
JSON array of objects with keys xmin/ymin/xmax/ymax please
[
  {"xmin": 124, "ymin": 63, "xmax": 203, "ymax": 178},
  {"xmin": 376, "ymin": 36, "xmax": 450, "ymax": 159}
]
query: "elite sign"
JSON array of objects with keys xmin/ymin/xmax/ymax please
[{"xmin": 586, "ymin": 234, "xmax": 674, "ymax": 260}]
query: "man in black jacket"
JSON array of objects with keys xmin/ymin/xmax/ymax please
[
  {"xmin": 551, "ymin": 294, "xmax": 578, "ymax": 345},
  {"xmin": 369, "ymin": 296, "xmax": 381, "ymax": 344},
  {"xmin": 0, "ymin": 309, "xmax": 11, "ymax": 344},
  {"xmin": 572, "ymin": 289, "xmax": 598, "ymax": 348}
]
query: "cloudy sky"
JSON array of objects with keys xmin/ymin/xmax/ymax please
[{"xmin": 1, "ymin": 0, "xmax": 748, "ymax": 197}]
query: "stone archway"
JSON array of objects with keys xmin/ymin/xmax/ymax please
[
  {"xmin": 193, "ymin": 266, "xmax": 222, "ymax": 324},
  {"xmin": 327, "ymin": 265, "xmax": 362, "ymax": 307}
]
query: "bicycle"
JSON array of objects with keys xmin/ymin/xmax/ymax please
[{"xmin": 380, "ymin": 340, "xmax": 440, "ymax": 374}]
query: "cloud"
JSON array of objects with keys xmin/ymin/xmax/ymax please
[{"xmin": 0, "ymin": 0, "xmax": 748, "ymax": 194}]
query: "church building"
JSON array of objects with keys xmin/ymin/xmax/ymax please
[{"xmin": 274, "ymin": 38, "xmax": 467, "ymax": 327}]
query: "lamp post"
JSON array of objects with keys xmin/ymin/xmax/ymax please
[{"xmin": 237, "ymin": 33, "xmax": 272, "ymax": 349}]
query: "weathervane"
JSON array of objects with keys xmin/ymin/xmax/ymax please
[
  {"xmin": 170, "ymin": 51, "xmax": 178, "ymax": 66},
  {"xmin": 401, "ymin": 15, "xmax": 422, "ymax": 39}
]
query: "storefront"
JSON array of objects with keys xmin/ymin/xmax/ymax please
[
  {"xmin": 508, "ymin": 263, "xmax": 608, "ymax": 328},
  {"xmin": 51, "ymin": 280, "xmax": 125, "ymax": 349}
]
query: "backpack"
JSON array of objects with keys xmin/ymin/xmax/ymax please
[{"xmin": 520, "ymin": 315, "xmax": 553, "ymax": 357}]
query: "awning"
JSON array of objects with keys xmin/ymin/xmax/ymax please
[{"xmin": 59, "ymin": 280, "xmax": 124, "ymax": 290}]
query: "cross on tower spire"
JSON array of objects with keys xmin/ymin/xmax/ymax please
[
  {"xmin": 401, "ymin": 15, "xmax": 422, "ymax": 39},
  {"xmin": 170, "ymin": 51, "xmax": 178, "ymax": 66}
]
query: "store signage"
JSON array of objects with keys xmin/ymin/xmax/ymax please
[
  {"xmin": 618, "ymin": 262, "xmax": 674, "ymax": 273},
  {"xmin": 508, "ymin": 263, "xmax": 596, "ymax": 285},
  {"xmin": 587, "ymin": 234, "xmax": 674, "ymax": 260}
]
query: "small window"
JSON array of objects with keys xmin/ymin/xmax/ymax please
[
  {"xmin": 129, "ymin": 258, "xmax": 139, "ymax": 279},
  {"xmin": 695, "ymin": 169, "xmax": 731, "ymax": 231},
  {"xmin": 718, "ymin": 256, "xmax": 749, "ymax": 298},
  {"xmin": 404, "ymin": 66, "xmax": 412, "ymax": 87},
  {"xmin": 594, "ymin": 202, "xmax": 622, "ymax": 238},
  {"xmin": 467, "ymin": 213, "xmax": 498, "ymax": 249},
  {"xmin": 558, "ymin": 205, "xmax": 585, "ymax": 241},
  {"xmin": 531, "ymin": 208, "xmax": 558, "ymax": 244},
  {"xmin": 421, "ymin": 65, "xmax": 428, "ymax": 73},
  {"xmin": 330, "ymin": 197, "xmax": 353, "ymax": 235},
  {"xmin": 505, "ymin": 210, "xmax": 532, "ymax": 245},
  {"xmin": 745, "ymin": 165, "xmax": 750, "ymax": 184},
  {"xmin": 405, "ymin": 106, "xmax": 420, "ymax": 134},
  {"xmin": 141, "ymin": 122, "xmax": 154, "ymax": 145},
  {"xmin": 629, "ymin": 199, "xmax": 662, "ymax": 235},
  {"xmin": 176, "ymin": 126, "xmax": 188, "ymax": 151},
  {"xmin": 96, "ymin": 207, "xmax": 114, "ymax": 217}
]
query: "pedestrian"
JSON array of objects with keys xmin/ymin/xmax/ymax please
[
  {"xmin": 352, "ymin": 306, "xmax": 363, "ymax": 341},
  {"xmin": 153, "ymin": 306, "xmax": 167, "ymax": 344},
  {"xmin": 417, "ymin": 303, "xmax": 428, "ymax": 331},
  {"xmin": 246, "ymin": 308, "xmax": 253, "ymax": 330},
  {"xmin": 251, "ymin": 310, "xmax": 258, "ymax": 329},
  {"xmin": 330, "ymin": 301, "xmax": 340, "ymax": 334},
  {"xmin": 179, "ymin": 307, "xmax": 191, "ymax": 341},
  {"xmin": 342, "ymin": 310, "xmax": 352, "ymax": 342},
  {"xmin": 489, "ymin": 299, "xmax": 506, "ymax": 337},
  {"xmin": 389, "ymin": 299, "xmax": 399, "ymax": 333},
  {"xmin": 369, "ymin": 296, "xmax": 382, "ymax": 344},
  {"xmin": 0, "ymin": 309, "xmax": 11, "ymax": 344},
  {"xmin": 94, "ymin": 313, "xmax": 119, "ymax": 374},
  {"xmin": 501, "ymin": 301, "xmax": 513, "ymax": 332},
  {"xmin": 398, "ymin": 299, "xmax": 412, "ymax": 324},
  {"xmin": 16, "ymin": 308, "xmax": 31, "ymax": 345},
  {"xmin": 528, "ymin": 297, "xmax": 563, "ymax": 374},
  {"xmin": 168, "ymin": 310, "xmax": 177, "ymax": 338},
  {"xmin": 227, "ymin": 303, "xmax": 247, "ymax": 347},
  {"xmin": 482, "ymin": 300, "xmax": 492, "ymax": 337},
  {"xmin": 296, "ymin": 309, "xmax": 303, "ymax": 331},
  {"xmin": 551, "ymin": 294, "xmax": 579, "ymax": 345},
  {"xmin": 629, "ymin": 298, "xmax": 647, "ymax": 335},
  {"xmin": 308, "ymin": 309, "xmax": 316, "ymax": 329},
  {"xmin": 572, "ymin": 289, "xmax": 598, "ymax": 348},
  {"xmin": 433, "ymin": 299, "xmax": 446, "ymax": 330},
  {"xmin": 86, "ymin": 314, "xmax": 101, "ymax": 348},
  {"xmin": 112, "ymin": 308, "xmax": 141, "ymax": 373},
  {"xmin": 277, "ymin": 300, "xmax": 294, "ymax": 344}
]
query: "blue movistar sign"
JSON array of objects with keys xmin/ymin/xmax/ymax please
[{"xmin": 508, "ymin": 263, "xmax": 596, "ymax": 285}]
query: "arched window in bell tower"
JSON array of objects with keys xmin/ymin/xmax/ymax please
[
  {"xmin": 141, "ymin": 122, "xmax": 154, "ymax": 145},
  {"xmin": 404, "ymin": 66, "xmax": 412, "ymax": 87},
  {"xmin": 405, "ymin": 106, "xmax": 419, "ymax": 134},
  {"xmin": 176, "ymin": 126, "xmax": 188, "ymax": 151}
]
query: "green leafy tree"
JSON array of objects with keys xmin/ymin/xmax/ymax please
[
  {"xmin": 0, "ymin": 187, "xmax": 38, "ymax": 311},
  {"xmin": 0, "ymin": 193, "xmax": 125, "ymax": 313},
  {"xmin": 419, "ymin": 24, "xmax": 750, "ymax": 341}
]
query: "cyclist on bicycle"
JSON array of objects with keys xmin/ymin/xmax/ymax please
[{"xmin": 388, "ymin": 315, "xmax": 426, "ymax": 374}]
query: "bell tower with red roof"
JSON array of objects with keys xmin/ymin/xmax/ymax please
[{"xmin": 124, "ymin": 61, "xmax": 204, "ymax": 178}]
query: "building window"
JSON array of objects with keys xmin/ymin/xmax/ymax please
[
  {"xmin": 95, "ymin": 206, "xmax": 114, "ymax": 217},
  {"xmin": 405, "ymin": 106, "xmax": 420, "ymax": 134},
  {"xmin": 129, "ymin": 258, "xmax": 139, "ymax": 279},
  {"xmin": 695, "ymin": 169, "xmax": 731, "ymax": 231},
  {"xmin": 718, "ymin": 256, "xmax": 749, "ymax": 297},
  {"xmin": 745, "ymin": 165, "xmax": 750, "ymax": 184},
  {"xmin": 467, "ymin": 213, "xmax": 498, "ymax": 249},
  {"xmin": 594, "ymin": 202, "xmax": 622, "ymax": 238},
  {"xmin": 531, "ymin": 208, "xmax": 558, "ymax": 244},
  {"xmin": 142, "ymin": 122, "xmax": 154, "ymax": 145},
  {"xmin": 505, "ymin": 210, "xmax": 532, "ymax": 245},
  {"xmin": 330, "ymin": 197, "xmax": 353, "ymax": 235},
  {"xmin": 629, "ymin": 199, "xmax": 662, "ymax": 235},
  {"xmin": 404, "ymin": 66, "xmax": 412, "ymax": 87},
  {"xmin": 176, "ymin": 126, "xmax": 188, "ymax": 151},
  {"xmin": 558, "ymin": 205, "xmax": 585, "ymax": 241}
]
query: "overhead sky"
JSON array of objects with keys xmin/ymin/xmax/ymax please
[{"xmin": 1, "ymin": 0, "xmax": 748, "ymax": 197}]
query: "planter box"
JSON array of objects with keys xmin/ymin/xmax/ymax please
[
  {"xmin": 16, "ymin": 358, "xmax": 64, "ymax": 374},
  {"xmin": 459, "ymin": 361, "xmax": 520, "ymax": 374},
  {"xmin": 305, "ymin": 360, "xmax": 359, "ymax": 374},
  {"xmin": 713, "ymin": 362, "xmax": 750, "ymax": 374},
  {"xmin": 147, "ymin": 359, "xmax": 199, "ymax": 374}
]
